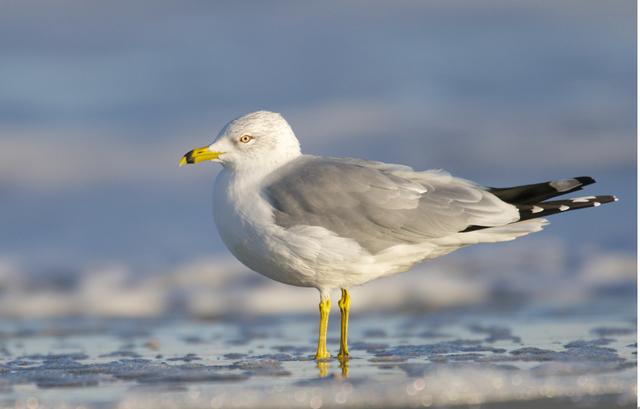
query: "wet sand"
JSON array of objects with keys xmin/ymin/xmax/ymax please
[{"xmin": 0, "ymin": 300, "xmax": 635, "ymax": 409}]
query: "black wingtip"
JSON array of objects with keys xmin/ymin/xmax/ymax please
[
  {"xmin": 574, "ymin": 176, "xmax": 596, "ymax": 186},
  {"xmin": 490, "ymin": 176, "xmax": 599, "ymax": 205},
  {"xmin": 596, "ymin": 195, "xmax": 618, "ymax": 204}
]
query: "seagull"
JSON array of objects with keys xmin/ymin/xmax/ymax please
[{"xmin": 180, "ymin": 111, "xmax": 616, "ymax": 362}]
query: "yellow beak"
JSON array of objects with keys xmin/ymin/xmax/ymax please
[{"xmin": 179, "ymin": 146, "xmax": 223, "ymax": 167}]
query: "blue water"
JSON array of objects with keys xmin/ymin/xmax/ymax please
[{"xmin": 0, "ymin": 1, "xmax": 634, "ymax": 273}]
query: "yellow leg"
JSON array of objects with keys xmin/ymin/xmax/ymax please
[
  {"xmin": 338, "ymin": 288, "xmax": 351, "ymax": 361},
  {"xmin": 315, "ymin": 297, "xmax": 331, "ymax": 360}
]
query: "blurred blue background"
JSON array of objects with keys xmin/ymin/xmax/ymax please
[{"xmin": 0, "ymin": 0, "xmax": 635, "ymax": 317}]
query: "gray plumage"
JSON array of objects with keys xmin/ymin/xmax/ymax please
[{"xmin": 262, "ymin": 156, "xmax": 517, "ymax": 253}]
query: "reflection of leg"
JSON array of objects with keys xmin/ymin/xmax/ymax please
[
  {"xmin": 338, "ymin": 288, "xmax": 351, "ymax": 361},
  {"xmin": 339, "ymin": 356, "xmax": 350, "ymax": 377},
  {"xmin": 317, "ymin": 361, "xmax": 329, "ymax": 378},
  {"xmin": 315, "ymin": 297, "xmax": 331, "ymax": 360}
]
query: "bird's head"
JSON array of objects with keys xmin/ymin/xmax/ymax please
[{"xmin": 180, "ymin": 111, "xmax": 301, "ymax": 172}]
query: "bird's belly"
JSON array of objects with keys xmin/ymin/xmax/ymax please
[
  {"xmin": 227, "ymin": 236, "xmax": 292, "ymax": 283},
  {"xmin": 215, "ymin": 207, "xmax": 437, "ymax": 289}
]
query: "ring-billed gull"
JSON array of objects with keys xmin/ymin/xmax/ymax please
[{"xmin": 180, "ymin": 111, "xmax": 616, "ymax": 362}]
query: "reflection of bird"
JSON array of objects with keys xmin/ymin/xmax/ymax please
[{"xmin": 180, "ymin": 111, "xmax": 616, "ymax": 362}]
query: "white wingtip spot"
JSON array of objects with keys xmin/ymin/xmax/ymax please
[
  {"xmin": 593, "ymin": 202, "xmax": 601, "ymax": 207},
  {"xmin": 559, "ymin": 205, "xmax": 570, "ymax": 211},
  {"xmin": 613, "ymin": 196, "xmax": 619, "ymax": 202},
  {"xmin": 531, "ymin": 206, "xmax": 544, "ymax": 214}
]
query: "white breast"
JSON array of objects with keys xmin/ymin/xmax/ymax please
[{"xmin": 213, "ymin": 169, "xmax": 318, "ymax": 287}]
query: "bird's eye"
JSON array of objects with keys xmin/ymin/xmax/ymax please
[{"xmin": 239, "ymin": 135, "xmax": 253, "ymax": 144}]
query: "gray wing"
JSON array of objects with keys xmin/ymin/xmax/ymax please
[{"xmin": 262, "ymin": 156, "xmax": 519, "ymax": 253}]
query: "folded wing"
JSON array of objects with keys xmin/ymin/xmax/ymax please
[{"xmin": 262, "ymin": 156, "xmax": 519, "ymax": 253}]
